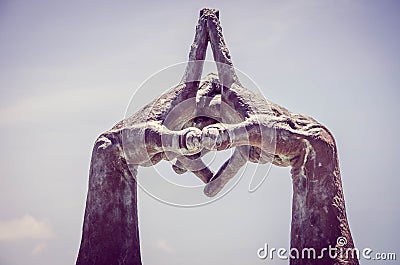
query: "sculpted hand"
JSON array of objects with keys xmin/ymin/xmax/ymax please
[{"xmin": 200, "ymin": 81, "xmax": 335, "ymax": 197}]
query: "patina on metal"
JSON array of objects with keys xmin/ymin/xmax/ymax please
[{"xmin": 77, "ymin": 8, "xmax": 358, "ymax": 265}]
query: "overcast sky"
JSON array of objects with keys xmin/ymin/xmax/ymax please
[{"xmin": 1, "ymin": 0, "xmax": 399, "ymax": 264}]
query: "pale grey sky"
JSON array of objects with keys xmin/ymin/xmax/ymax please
[{"xmin": 0, "ymin": 0, "xmax": 399, "ymax": 264}]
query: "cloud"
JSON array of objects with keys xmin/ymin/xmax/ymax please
[
  {"xmin": 0, "ymin": 215, "xmax": 55, "ymax": 241},
  {"xmin": 155, "ymin": 238, "xmax": 175, "ymax": 254},
  {"xmin": 31, "ymin": 242, "xmax": 47, "ymax": 255},
  {"xmin": 0, "ymin": 87, "xmax": 122, "ymax": 126}
]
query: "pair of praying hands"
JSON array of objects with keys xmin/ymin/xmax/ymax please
[
  {"xmin": 113, "ymin": 8, "xmax": 280, "ymax": 197},
  {"xmin": 118, "ymin": 72, "xmax": 277, "ymax": 197},
  {"xmin": 116, "ymin": 8, "xmax": 325, "ymax": 197}
]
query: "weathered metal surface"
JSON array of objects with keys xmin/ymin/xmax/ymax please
[{"xmin": 77, "ymin": 8, "xmax": 358, "ymax": 265}]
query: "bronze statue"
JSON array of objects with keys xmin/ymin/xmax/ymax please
[{"xmin": 77, "ymin": 8, "xmax": 358, "ymax": 265}]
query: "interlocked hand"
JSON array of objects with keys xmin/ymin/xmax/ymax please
[
  {"xmin": 116, "ymin": 8, "xmax": 333, "ymax": 200},
  {"xmin": 117, "ymin": 9, "xmax": 283, "ymax": 197},
  {"xmin": 157, "ymin": 8, "xmax": 333, "ymax": 199},
  {"xmin": 200, "ymin": 80, "xmax": 333, "ymax": 196}
]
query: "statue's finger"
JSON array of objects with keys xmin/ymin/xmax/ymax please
[
  {"xmin": 172, "ymin": 159, "xmax": 188, "ymax": 174},
  {"xmin": 203, "ymin": 146, "xmax": 248, "ymax": 197},
  {"xmin": 173, "ymin": 154, "xmax": 214, "ymax": 183},
  {"xmin": 201, "ymin": 118, "xmax": 276, "ymax": 152},
  {"xmin": 201, "ymin": 123, "xmax": 247, "ymax": 151},
  {"xmin": 143, "ymin": 123, "xmax": 203, "ymax": 155}
]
